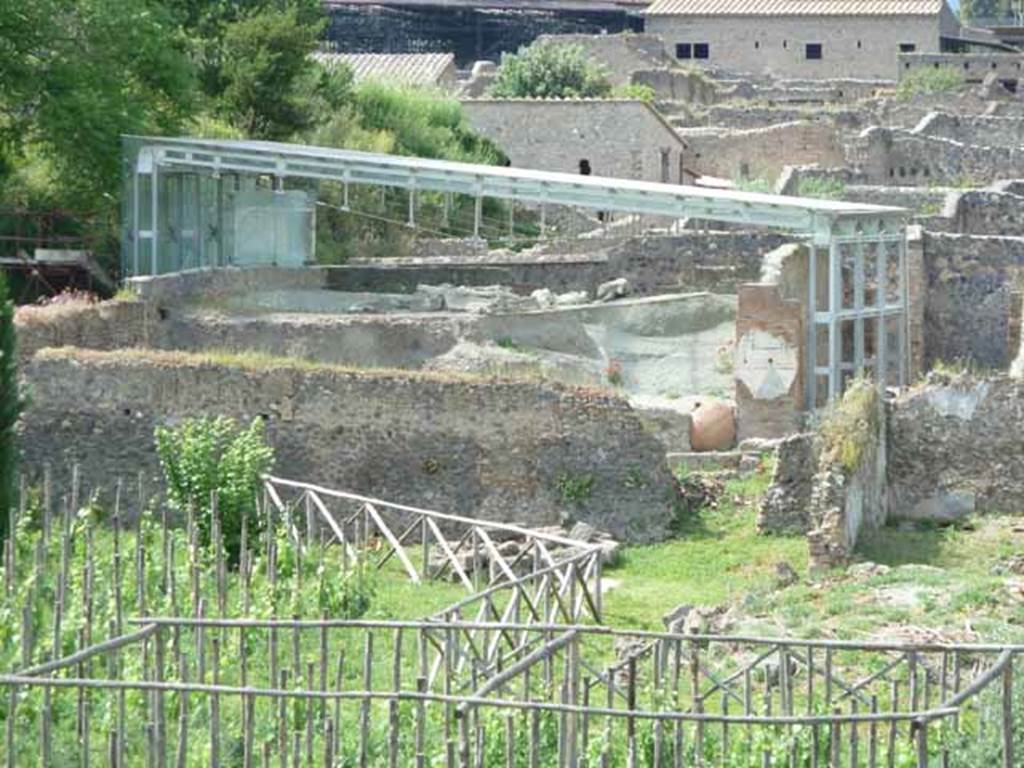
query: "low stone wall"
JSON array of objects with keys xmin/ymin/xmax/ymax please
[
  {"xmin": 921, "ymin": 232, "xmax": 1024, "ymax": 369},
  {"xmin": 328, "ymin": 256, "xmax": 612, "ymax": 297},
  {"xmin": 681, "ymin": 121, "xmax": 845, "ymax": 182},
  {"xmin": 20, "ymin": 348, "xmax": 677, "ymax": 541},
  {"xmin": 682, "ymin": 106, "xmax": 865, "ymax": 133},
  {"xmin": 127, "ymin": 266, "xmax": 328, "ymax": 306},
  {"xmin": 16, "ymin": 299, "xmax": 155, "ymax": 364},
  {"xmin": 913, "ymin": 111, "xmax": 1024, "ymax": 147},
  {"xmin": 888, "ymin": 374, "xmax": 1024, "ymax": 521},
  {"xmin": 162, "ymin": 311, "xmax": 468, "ymax": 369},
  {"xmin": 757, "ymin": 433, "xmax": 815, "ymax": 534},
  {"xmin": 757, "ymin": 384, "xmax": 887, "ymax": 568},
  {"xmin": 333, "ymin": 233, "xmax": 789, "ymax": 298},
  {"xmin": 807, "ymin": 404, "xmax": 887, "ymax": 571}
]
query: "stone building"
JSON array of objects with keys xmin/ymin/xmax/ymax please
[
  {"xmin": 643, "ymin": 0, "xmax": 964, "ymax": 80},
  {"xmin": 460, "ymin": 99, "xmax": 695, "ymax": 183}
]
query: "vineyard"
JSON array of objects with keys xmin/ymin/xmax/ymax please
[{"xmin": 0, "ymin": 470, "xmax": 1016, "ymax": 767}]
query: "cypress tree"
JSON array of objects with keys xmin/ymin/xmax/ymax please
[{"xmin": 0, "ymin": 273, "xmax": 22, "ymax": 540}]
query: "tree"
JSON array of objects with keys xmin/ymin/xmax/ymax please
[
  {"xmin": 0, "ymin": 271, "xmax": 22, "ymax": 539},
  {"xmin": 490, "ymin": 42, "xmax": 613, "ymax": 100},
  {"xmin": 214, "ymin": 5, "xmax": 344, "ymax": 139},
  {"xmin": 1, "ymin": 0, "xmax": 195, "ymax": 210}
]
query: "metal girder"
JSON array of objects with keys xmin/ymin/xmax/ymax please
[{"xmin": 126, "ymin": 135, "xmax": 906, "ymax": 239}]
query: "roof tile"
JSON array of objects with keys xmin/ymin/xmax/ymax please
[{"xmin": 645, "ymin": 0, "xmax": 943, "ymax": 16}]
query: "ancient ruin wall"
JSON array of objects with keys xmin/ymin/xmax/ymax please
[
  {"xmin": 681, "ymin": 121, "xmax": 845, "ymax": 182},
  {"xmin": 20, "ymin": 348, "xmax": 677, "ymax": 542},
  {"xmin": 333, "ymin": 232, "xmax": 790, "ymax": 297},
  {"xmin": 921, "ymin": 232, "xmax": 1024, "ymax": 369},
  {"xmin": 850, "ymin": 126, "xmax": 1024, "ymax": 186},
  {"xmin": 888, "ymin": 375, "xmax": 1024, "ymax": 522}
]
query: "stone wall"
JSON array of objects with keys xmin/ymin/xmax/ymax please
[
  {"xmin": 460, "ymin": 99, "xmax": 691, "ymax": 184},
  {"xmin": 682, "ymin": 105, "xmax": 865, "ymax": 133},
  {"xmin": 888, "ymin": 374, "xmax": 1024, "ymax": 521},
  {"xmin": 329, "ymin": 255, "xmax": 613, "ymax": 297},
  {"xmin": 332, "ymin": 232, "xmax": 790, "ymax": 297},
  {"xmin": 898, "ymin": 52, "xmax": 1024, "ymax": 84},
  {"xmin": 127, "ymin": 265, "xmax": 328, "ymax": 306},
  {"xmin": 914, "ymin": 111, "xmax": 1024, "ymax": 148},
  {"xmin": 16, "ymin": 299, "xmax": 155, "ymax": 364},
  {"xmin": 631, "ymin": 69, "xmax": 717, "ymax": 105},
  {"xmin": 757, "ymin": 433, "xmax": 815, "ymax": 534},
  {"xmin": 849, "ymin": 125, "xmax": 1024, "ymax": 186},
  {"xmin": 807, "ymin": 404, "xmax": 887, "ymax": 570},
  {"xmin": 20, "ymin": 348, "xmax": 677, "ymax": 541},
  {"xmin": 948, "ymin": 189, "xmax": 1024, "ymax": 235},
  {"xmin": 921, "ymin": 232, "xmax": 1024, "ymax": 368},
  {"xmin": 645, "ymin": 12, "xmax": 950, "ymax": 80},
  {"xmin": 680, "ymin": 121, "xmax": 845, "ymax": 182}
]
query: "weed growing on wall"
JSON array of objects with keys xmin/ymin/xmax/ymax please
[
  {"xmin": 818, "ymin": 378, "xmax": 879, "ymax": 472},
  {"xmin": 155, "ymin": 416, "xmax": 274, "ymax": 565},
  {"xmin": 557, "ymin": 472, "xmax": 596, "ymax": 504},
  {"xmin": 896, "ymin": 67, "xmax": 966, "ymax": 100},
  {"xmin": 795, "ymin": 176, "xmax": 847, "ymax": 200}
]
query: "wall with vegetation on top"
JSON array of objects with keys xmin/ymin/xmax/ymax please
[{"xmin": 20, "ymin": 348, "xmax": 677, "ymax": 542}]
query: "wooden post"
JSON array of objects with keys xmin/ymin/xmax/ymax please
[{"xmin": 1003, "ymin": 658, "xmax": 1014, "ymax": 768}]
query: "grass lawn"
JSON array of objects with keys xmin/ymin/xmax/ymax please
[
  {"xmin": 601, "ymin": 463, "xmax": 808, "ymax": 631},
  {"xmin": 600, "ymin": 463, "xmax": 1024, "ymax": 643}
]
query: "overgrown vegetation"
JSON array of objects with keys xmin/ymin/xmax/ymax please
[
  {"xmin": 491, "ymin": 41, "xmax": 613, "ymax": 99},
  {"xmin": 155, "ymin": 416, "xmax": 274, "ymax": 564},
  {"xmin": 896, "ymin": 66, "xmax": 967, "ymax": 100},
  {"xmin": 733, "ymin": 176, "xmax": 774, "ymax": 194},
  {"xmin": 795, "ymin": 175, "xmax": 847, "ymax": 200},
  {"xmin": 556, "ymin": 471, "xmax": 596, "ymax": 504},
  {"xmin": 0, "ymin": 273, "xmax": 20, "ymax": 540},
  {"xmin": 0, "ymin": 0, "xmax": 504, "ymax": 279},
  {"xmin": 817, "ymin": 378, "xmax": 880, "ymax": 472}
]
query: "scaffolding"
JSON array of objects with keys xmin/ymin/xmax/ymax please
[{"xmin": 122, "ymin": 135, "xmax": 909, "ymax": 403}]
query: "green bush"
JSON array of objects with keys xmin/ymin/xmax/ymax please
[
  {"xmin": 491, "ymin": 42, "xmax": 613, "ymax": 99},
  {"xmin": 896, "ymin": 67, "xmax": 966, "ymax": 100},
  {"xmin": 155, "ymin": 416, "xmax": 274, "ymax": 564},
  {"xmin": 796, "ymin": 176, "xmax": 847, "ymax": 200}
]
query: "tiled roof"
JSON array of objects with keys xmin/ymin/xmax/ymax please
[
  {"xmin": 311, "ymin": 52, "xmax": 455, "ymax": 87},
  {"xmin": 645, "ymin": 0, "xmax": 943, "ymax": 15}
]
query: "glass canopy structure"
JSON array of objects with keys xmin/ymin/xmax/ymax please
[{"xmin": 121, "ymin": 135, "xmax": 909, "ymax": 404}]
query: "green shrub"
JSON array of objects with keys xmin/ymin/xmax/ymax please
[
  {"xmin": 896, "ymin": 67, "xmax": 966, "ymax": 100},
  {"xmin": 0, "ymin": 273, "xmax": 22, "ymax": 539},
  {"xmin": 491, "ymin": 42, "xmax": 613, "ymax": 99},
  {"xmin": 155, "ymin": 416, "xmax": 274, "ymax": 564},
  {"xmin": 612, "ymin": 83, "xmax": 657, "ymax": 102},
  {"xmin": 733, "ymin": 176, "xmax": 773, "ymax": 194},
  {"xmin": 796, "ymin": 176, "xmax": 847, "ymax": 200}
]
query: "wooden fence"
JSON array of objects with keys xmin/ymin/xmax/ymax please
[
  {"xmin": 0, "ymin": 472, "xmax": 1018, "ymax": 766},
  {"xmin": 0, "ymin": 618, "xmax": 1018, "ymax": 767}
]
